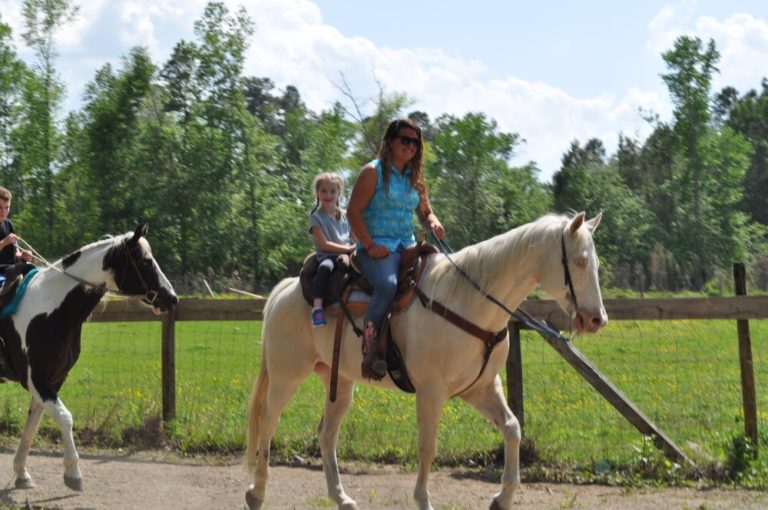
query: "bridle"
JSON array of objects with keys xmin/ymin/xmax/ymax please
[
  {"xmin": 119, "ymin": 243, "xmax": 160, "ymax": 306},
  {"xmin": 561, "ymin": 233, "xmax": 579, "ymax": 313}
]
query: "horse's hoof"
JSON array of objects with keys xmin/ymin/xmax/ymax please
[
  {"xmin": 14, "ymin": 477, "xmax": 36, "ymax": 490},
  {"xmin": 245, "ymin": 490, "xmax": 263, "ymax": 510},
  {"xmin": 64, "ymin": 475, "xmax": 83, "ymax": 491}
]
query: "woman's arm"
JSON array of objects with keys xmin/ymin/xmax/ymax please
[{"xmin": 418, "ymin": 194, "xmax": 445, "ymax": 240}]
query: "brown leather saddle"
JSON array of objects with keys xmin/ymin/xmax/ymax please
[
  {"xmin": 298, "ymin": 241, "xmax": 437, "ymax": 316},
  {"xmin": 298, "ymin": 242, "xmax": 438, "ymax": 398}
]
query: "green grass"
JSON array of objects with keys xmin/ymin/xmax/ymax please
[{"xmin": 0, "ymin": 317, "xmax": 765, "ymax": 486}]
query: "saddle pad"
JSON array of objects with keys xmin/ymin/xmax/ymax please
[{"xmin": 0, "ymin": 268, "xmax": 39, "ymax": 319}]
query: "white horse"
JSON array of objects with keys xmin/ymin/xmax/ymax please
[{"xmin": 245, "ymin": 212, "xmax": 607, "ymax": 510}]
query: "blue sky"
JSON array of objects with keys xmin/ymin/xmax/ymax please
[{"xmin": 1, "ymin": 0, "xmax": 767, "ymax": 182}]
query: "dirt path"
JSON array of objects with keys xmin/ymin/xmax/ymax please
[{"xmin": 0, "ymin": 448, "xmax": 766, "ymax": 509}]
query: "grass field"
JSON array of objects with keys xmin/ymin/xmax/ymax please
[{"xmin": 0, "ymin": 316, "xmax": 765, "ymax": 486}]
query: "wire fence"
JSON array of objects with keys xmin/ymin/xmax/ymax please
[{"xmin": 0, "ymin": 296, "xmax": 765, "ymax": 468}]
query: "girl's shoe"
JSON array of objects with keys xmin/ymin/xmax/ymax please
[{"xmin": 311, "ymin": 307, "xmax": 327, "ymax": 327}]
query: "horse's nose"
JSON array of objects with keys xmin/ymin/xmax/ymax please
[
  {"xmin": 576, "ymin": 309, "xmax": 607, "ymax": 333},
  {"xmin": 158, "ymin": 287, "xmax": 179, "ymax": 308}
]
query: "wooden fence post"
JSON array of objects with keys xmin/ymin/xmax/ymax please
[
  {"xmin": 162, "ymin": 307, "xmax": 177, "ymax": 422},
  {"xmin": 506, "ymin": 321, "xmax": 524, "ymax": 434},
  {"xmin": 733, "ymin": 262, "xmax": 758, "ymax": 456}
]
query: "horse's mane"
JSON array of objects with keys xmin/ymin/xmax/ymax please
[{"xmin": 427, "ymin": 213, "xmax": 574, "ymax": 298}]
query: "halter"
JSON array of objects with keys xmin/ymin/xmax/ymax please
[
  {"xmin": 561, "ymin": 233, "xmax": 579, "ymax": 312},
  {"xmin": 17, "ymin": 237, "xmax": 160, "ymax": 306},
  {"xmin": 120, "ymin": 243, "xmax": 160, "ymax": 306}
]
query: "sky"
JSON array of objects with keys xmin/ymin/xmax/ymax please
[{"xmin": 1, "ymin": 0, "xmax": 767, "ymax": 183}]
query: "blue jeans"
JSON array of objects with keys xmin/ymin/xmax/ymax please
[{"xmin": 356, "ymin": 248, "xmax": 401, "ymax": 330}]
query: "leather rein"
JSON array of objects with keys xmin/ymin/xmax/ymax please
[{"xmin": 417, "ymin": 231, "xmax": 576, "ymax": 397}]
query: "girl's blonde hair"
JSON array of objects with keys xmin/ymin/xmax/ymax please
[{"xmin": 311, "ymin": 172, "xmax": 345, "ymax": 219}]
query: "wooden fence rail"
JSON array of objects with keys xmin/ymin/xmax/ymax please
[
  {"xmin": 89, "ymin": 294, "xmax": 767, "ymax": 450},
  {"xmin": 89, "ymin": 295, "xmax": 768, "ymax": 323}
]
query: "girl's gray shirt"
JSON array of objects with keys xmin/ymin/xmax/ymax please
[{"xmin": 309, "ymin": 208, "xmax": 351, "ymax": 261}]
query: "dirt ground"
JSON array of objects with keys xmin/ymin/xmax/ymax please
[{"xmin": 0, "ymin": 448, "xmax": 766, "ymax": 509}]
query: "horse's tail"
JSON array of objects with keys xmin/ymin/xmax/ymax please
[
  {"xmin": 244, "ymin": 278, "xmax": 294, "ymax": 474},
  {"xmin": 245, "ymin": 349, "xmax": 269, "ymax": 474}
]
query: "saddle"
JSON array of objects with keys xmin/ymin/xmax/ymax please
[
  {"xmin": 298, "ymin": 242, "xmax": 438, "ymax": 397},
  {"xmin": 298, "ymin": 241, "xmax": 437, "ymax": 313},
  {"xmin": 0, "ymin": 276, "xmax": 22, "ymax": 315}
]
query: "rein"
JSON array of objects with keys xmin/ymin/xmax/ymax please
[
  {"xmin": 429, "ymin": 230, "xmax": 576, "ymax": 338},
  {"xmin": 16, "ymin": 237, "xmax": 159, "ymax": 306},
  {"xmin": 419, "ymin": 227, "xmax": 577, "ymax": 396}
]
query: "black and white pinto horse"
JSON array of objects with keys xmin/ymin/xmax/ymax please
[{"xmin": 0, "ymin": 224, "xmax": 177, "ymax": 491}]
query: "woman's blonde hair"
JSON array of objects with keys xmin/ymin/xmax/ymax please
[
  {"xmin": 311, "ymin": 172, "xmax": 345, "ymax": 219},
  {"xmin": 377, "ymin": 119, "xmax": 430, "ymax": 219}
]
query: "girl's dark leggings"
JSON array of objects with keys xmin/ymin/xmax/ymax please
[{"xmin": 311, "ymin": 257, "xmax": 336, "ymax": 302}]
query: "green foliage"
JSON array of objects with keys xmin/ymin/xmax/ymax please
[
  {"xmin": 2, "ymin": 3, "xmax": 768, "ymax": 292},
  {"xmin": 430, "ymin": 112, "xmax": 548, "ymax": 248}
]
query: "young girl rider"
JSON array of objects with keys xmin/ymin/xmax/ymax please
[{"xmin": 308, "ymin": 172, "xmax": 356, "ymax": 327}]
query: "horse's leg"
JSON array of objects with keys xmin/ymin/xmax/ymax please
[
  {"xmin": 413, "ymin": 384, "xmax": 446, "ymax": 510},
  {"xmin": 460, "ymin": 375, "xmax": 520, "ymax": 510},
  {"xmin": 315, "ymin": 363, "xmax": 358, "ymax": 510},
  {"xmin": 41, "ymin": 397, "xmax": 83, "ymax": 490},
  {"xmin": 245, "ymin": 366, "xmax": 310, "ymax": 509},
  {"xmin": 12, "ymin": 397, "xmax": 44, "ymax": 489}
]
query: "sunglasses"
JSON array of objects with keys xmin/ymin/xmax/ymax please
[{"xmin": 394, "ymin": 135, "xmax": 420, "ymax": 147}]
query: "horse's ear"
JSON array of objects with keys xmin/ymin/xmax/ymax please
[
  {"xmin": 585, "ymin": 212, "xmax": 602, "ymax": 232},
  {"xmin": 568, "ymin": 212, "xmax": 586, "ymax": 235},
  {"xmin": 129, "ymin": 223, "xmax": 149, "ymax": 246}
]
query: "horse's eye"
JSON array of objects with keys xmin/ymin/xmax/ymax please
[{"xmin": 575, "ymin": 256, "xmax": 588, "ymax": 269}]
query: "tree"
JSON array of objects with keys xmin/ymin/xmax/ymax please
[
  {"xmin": 81, "ymin": 47, "xmax": 155, "ymax": 233},
  {"xmin": 19, "ymin": 0, "xmax": 78, "ymax": 246},
  {"xmin": 723, "ymin": 79, "xmax": 768, "ymax": 225},
  {"xmin": 0, "ymin": 18, "xmax": 29, "ymax": 206},
  {"xmin": 430, "ymin": 112, "xmax": 538, "ymax": 247},
  {"xmin": 553, "ymin": 139, "xmax": 606, "ymax": 213},
  {"xmin": 660, "ymin": 36, "xmax": 721, "ymax": 287},
  {"xmin": 553, "ymin": 138, "xmax": 657, "ymax": 289}
]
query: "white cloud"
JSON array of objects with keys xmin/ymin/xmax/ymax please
[
  {"xmin": 696, "ymin": 13, "xmax": 768, "ymax": 93},
  {"xmin": 648, "ymin": 3, "xmax": 768, "ymax": 95}
]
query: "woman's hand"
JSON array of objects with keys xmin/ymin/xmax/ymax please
[
  {"xmin": 429, "ymin": 219, "xmax": 445, "ymax": 240},
  {"xmin": 367, "ymin": 243, "xmax": 389, "ymax": 259}
]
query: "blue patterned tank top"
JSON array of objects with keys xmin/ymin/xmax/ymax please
[{"xmin": 360, "ymin": 159, "xmax": 419, "ymax": 252}]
